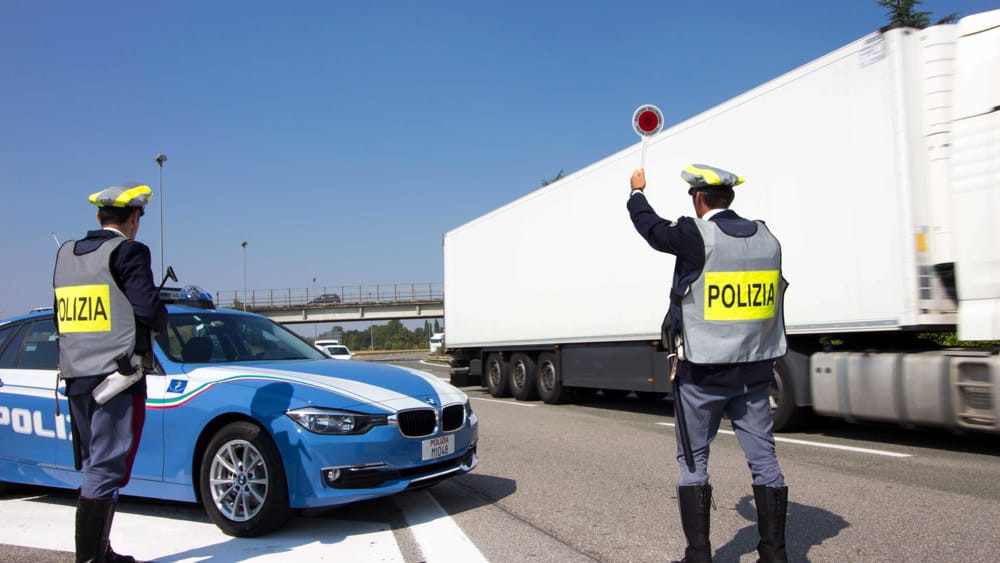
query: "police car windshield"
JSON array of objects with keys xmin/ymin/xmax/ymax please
[{"xmin": 157, "ymin": 312, "xmax": 326, "ymax": 364}]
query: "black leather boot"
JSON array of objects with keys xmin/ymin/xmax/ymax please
[
  {"xmin": 671, "ymin": 483, "xmax": 713, "ymax": 563},
  {"xmin": 102, "ymin": 497, "xmax": 137, "ymax": 563},
  {"xmin": 752, "ymin": 484, "xmax": 788, "ymax": 563},
  {"xmin": 75, "ymin": 496, "xmax": 112, "ymax": 563}
]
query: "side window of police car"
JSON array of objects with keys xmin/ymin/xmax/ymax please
[
  {"xmin": 0, "ymin": 323, "xmax": 24, "ymax": 368},
  {"xmin": 0, "ymin": 319, "xmax": 58, "ymax": 371},
  {"xmin": 19, "ymin": 319, "xmax": 59, "ymax": 371}
]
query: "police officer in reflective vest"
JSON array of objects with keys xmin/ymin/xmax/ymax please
[
  {"xmin": 627, "ymin": 164, "xmax": 789, "ymax": 563},
  {"xmin": 53, "ymin": 183, "xmax": 167, "ymax": 563}
]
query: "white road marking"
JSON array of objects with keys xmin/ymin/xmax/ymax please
[
  {"xmin": 655, "ymin": 422, "xmax": 913, "ymax": 458},
  {"xmin": 0, "ymin": 495, "xmax": 403, "ymax": 561},
  {"xmin": 395, "ymin": 490, "xmax": 488, "ymax": 563},
  {"xmin": 471, "ymin": 397, "xmax": 538, "ymax": 408},
  {"xmin": 419, "ymin": 360, "xmax": 449, "ymax": 369}
]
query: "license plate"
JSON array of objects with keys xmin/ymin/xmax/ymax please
[{"xmin": 421, "ymin": 435, "xmax": 454, "ymax": 461}]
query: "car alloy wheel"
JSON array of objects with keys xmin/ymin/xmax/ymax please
[
  {"xmin": 199, "ymin": 421, "xmax": 291, "ymax": 537},
  {"xmin": 209, "ymin": 439, "xmax": 269, "ymax": 522}
]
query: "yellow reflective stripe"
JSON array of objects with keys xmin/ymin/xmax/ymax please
[
  {"xmin": 88, "ymin": 191, "xmax": 102, "ymax": 205},
  {"xmin": 734, "ymin": 175, "xmax": 745, "ymax": 186},
  {"xmin": 684, "ymin": 165, "xmax": 721, "ymax": 186},
  {"xmin": 113, "ymin": 185, "xmax": 152, "ymax": 207}
]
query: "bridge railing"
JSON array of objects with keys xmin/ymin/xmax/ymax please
[{"xmin": 215, "ymin": 283, "xmax": 443, "ymax": 311}]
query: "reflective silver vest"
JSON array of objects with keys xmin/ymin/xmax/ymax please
[
  {"xmin": 679, "ymin": 218, "xmax": 787, "ymax": 364},
  {"xmin": 53, "ymin": 237, "xmax": 136, "ymax": 378}
]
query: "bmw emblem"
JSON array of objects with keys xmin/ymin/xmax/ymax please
[{"xmin": 425, "ymin": 397, "xmax": 437, "ymax": 407}]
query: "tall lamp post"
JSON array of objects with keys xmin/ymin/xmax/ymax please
[
  {"xmin": 241, "ymin": 241, "xmax": 248, "ymax": 311},
  {"xmin": 155, "ymin": 154, "xmax": 168, "ymax": 280}
]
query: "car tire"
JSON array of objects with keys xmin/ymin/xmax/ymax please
[
  {"xmin": 509, "ymin": 353, "xmax": 539, "ymax": 401},
  {"xmin": 484, "ymin": 353, "xmax": 511, "ymax": 398},
  {"xmin": 536, "ymin": 352, "xmax": 571, "ymax": 404},
  {"xmin": 198, "ymin": 421, "xmax": 292, "ymax": 537}
]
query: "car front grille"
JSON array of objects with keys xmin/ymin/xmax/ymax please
[
  {"xmin": 397, "ymin": 409, "xmax": 436, "ymax": 437},
  {"xmin": 441, "ymin": 404, "xmax": 464, "ymax": 432}
]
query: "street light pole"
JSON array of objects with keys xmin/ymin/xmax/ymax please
[
  {"xmin": 155, "ymin": 154, "xmax": 168, "ymax": 280},
  {"xmin": 241, "ymin": 241, "xmax": 248, "ymax": 311}
]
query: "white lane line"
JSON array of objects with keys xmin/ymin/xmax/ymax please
[
  {"xmin": 655, "ymin": 422, "xmax": 912, "ymax": 458},
  {"xmin": 420, "ymin": 360, "xmax": 449, "ymax": 368},
  {"xmin": 395, "ymin": 490, "xmax": 488, "ymax": 563},
  {"xmin": 471, "ymin": 397, "xmax": 538, "ymax": 408},
  {"xmin": 0, "ymin": 495, "xmax": 404, "ymax": 561}
]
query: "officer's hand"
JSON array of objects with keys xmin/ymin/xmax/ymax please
[{"xmin": 631, "ymin": 169, "xmax": 645, "ymax": 191}]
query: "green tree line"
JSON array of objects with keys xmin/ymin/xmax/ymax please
[{"xmin": 314, "ymin": 319, "xmax": 443, "ymax": 351}]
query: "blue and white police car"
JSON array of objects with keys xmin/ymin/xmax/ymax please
[{"xmin": 0, "ymin": 289, "xmax": 478, "ymax": 537}]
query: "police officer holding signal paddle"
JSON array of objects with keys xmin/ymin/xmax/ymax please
[
  {"xmin": 627, "ymin": 165, "xmax": 790, "ymax": 563},
  {"xmin": 53, "ymin": 183, "xmax": 167, "ymax": 563}
]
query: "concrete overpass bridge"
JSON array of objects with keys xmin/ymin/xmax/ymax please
[{"xmin": 214, "ymin": 283, "xmax": 443, "ymax": 324}]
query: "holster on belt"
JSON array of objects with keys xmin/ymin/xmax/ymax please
[{"xmin": 92, "ymin": 353, "xmax": 143, "ymax": 405}]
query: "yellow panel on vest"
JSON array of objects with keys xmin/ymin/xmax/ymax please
[
  {"xmin": 55, "ymin": 284, "xmax": 112, "ymax": 332},
  {"xmin": 704, "ymin": 271, "xmax": 779, "ymax": 320}
]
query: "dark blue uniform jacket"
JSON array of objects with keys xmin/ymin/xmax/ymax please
[
  {"xmin": 627, "ymin": 192, "xmax": 772, "ymax": 386},
  {"xmin": 57, "ymin": 230, "xmax": 168, "ymax": 395}
]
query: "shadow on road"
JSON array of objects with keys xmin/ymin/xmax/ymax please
[{"xmin": 714, "ymin": 494, "xmax": 849, "ymax": 563}]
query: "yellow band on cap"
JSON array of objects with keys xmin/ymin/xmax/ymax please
[
  {"xmin": 87, "ymin": 184, "xmax": 153, "ymax": 207},
  {"xmin": 113, "ymin": 185, "xmax": 152, "ymax": 207},
  {"xmin": 684, "ymin": 164, "xmax": 721, "ymax": 186}
]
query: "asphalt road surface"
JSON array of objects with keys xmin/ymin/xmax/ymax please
[{"xmin": 3, "ymin": 358, "xmax": 999, "ymax": 562}]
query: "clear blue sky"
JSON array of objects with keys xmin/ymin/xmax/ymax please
[{"xmin": 2, "ymin": 0, "xmax": 997, "ymax": 323}]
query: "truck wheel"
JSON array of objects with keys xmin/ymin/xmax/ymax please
[
  {"xmin": 536, "ymin": 352, "xmax": 571, "ymax": 404},
  {"xmin": 199, "ymin": 421, "xmax": 292, "ymax": 537},
  {"xmin": 771, "ymin": 358, "xmax": 809, "ymax": 432},
  {"xmin": 485, "ymin": 353, "xmax": 512, "ymax": 398},
  {"xmin": 509, "ymin": 353, "xmax": 539, "ymax": 401}
]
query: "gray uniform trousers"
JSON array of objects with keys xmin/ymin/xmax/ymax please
[
  {"xmin": 674, "ymin": 360, "xmax": 784, "ymax": 487},
  {"xmin": 68, "ymin": 386, "xmax": 145, "ymax": 498}
]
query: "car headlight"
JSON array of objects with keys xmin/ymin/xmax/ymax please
[
  {"xmin": 285, "ymin": 408, "xmax": 388, "ymax": 435},
  {"xmin": 464, "ymin": 399, "xmax": 477, "ymax": 424}
]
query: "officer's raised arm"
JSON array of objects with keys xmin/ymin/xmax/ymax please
[{"xmin": 626, "ymin": 168, "xmax": 688, "ymax": 256}]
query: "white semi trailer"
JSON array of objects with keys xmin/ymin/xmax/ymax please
[{"xmin": 444, "ymin": 11, "xmax": 1000, "ymax": 433}]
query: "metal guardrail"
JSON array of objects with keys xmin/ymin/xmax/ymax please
[{"xmin": 215, "ymin": 283, "xmax": 443, "ymax": 311}]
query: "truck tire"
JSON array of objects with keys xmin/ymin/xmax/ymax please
[
  {"xmin": 771, "ymin": 357, "xmax": 810, "ymax": 432},
  {"xmin": 485, "ymin": 353, "xmax": 512, "ymax": 398},
  {"xmin": 536, "ymin": 352, "xmax": 571, "ymax": 404},
  {"xmin": 509, "ymin": 353, "xmax": 539, "ymax": 401}
]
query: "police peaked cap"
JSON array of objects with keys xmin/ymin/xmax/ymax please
[
  {"xmin": 681, "ymin": 164, "xmax": 745, "ymax": 193},
  {"xmin": 88, "ymin": 183, "xmax": 154, "ymax": 208}
]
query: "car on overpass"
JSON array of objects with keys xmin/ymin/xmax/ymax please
[
  {"xmin": 0, "ymin": 289, "xmax": 478, "ymax": 537},
  {"xmin": 308, "ymin": 293, "xmax": 342, "ymax": 305}
]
